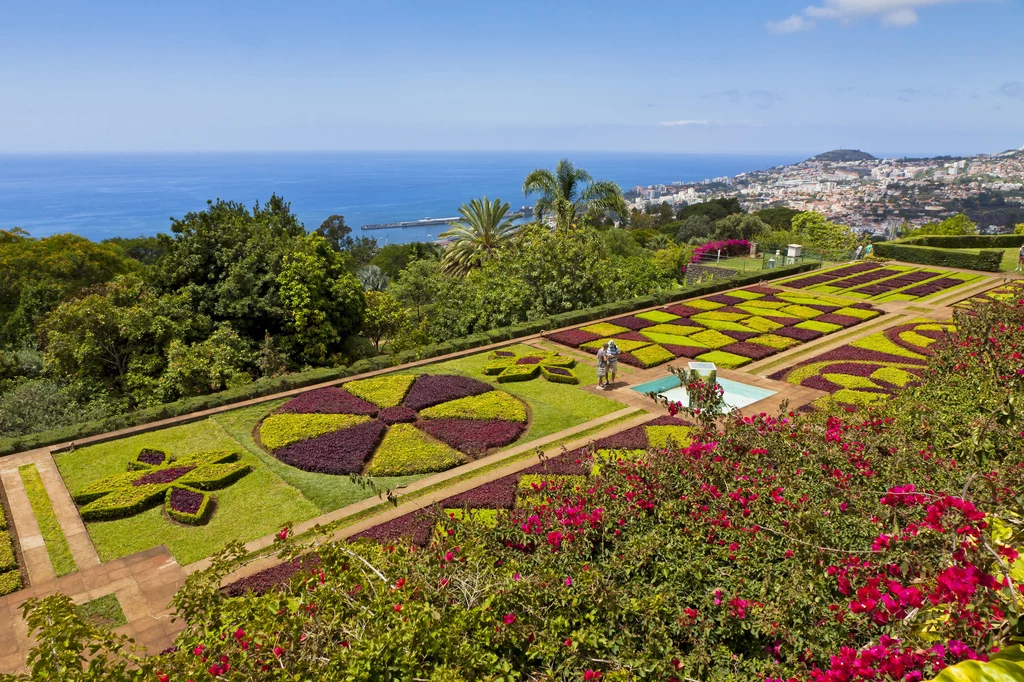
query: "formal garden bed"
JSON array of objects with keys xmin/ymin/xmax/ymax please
[
  {"xmin": 101, "ymin": 293, "xmax": 1024, "ymax": 682},
  {"xmin": 954, "ymin": 278, "xmax": 1024, "ymax": 310},
  {"xmin": 53, "ymin": 344, "xmax": 623, "ymax": 565},
  {"xmin": 769, "ymin": 317, "xmax": 954, "ymax": 409},
  {"xmin": 545, "ymin": 285, "xmax": 884, "ymax": 369},
  {"xmin": 0, "ymin": 483, "xmax": 21, "ymax": 596},
  {"xmin": 775, "ymin": 262, "xmax": 985, "ymax": 301}
]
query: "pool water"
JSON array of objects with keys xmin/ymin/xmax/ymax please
[{"xmin": 631, "ymin": 375, "xmax": 777, "ymax": 411}]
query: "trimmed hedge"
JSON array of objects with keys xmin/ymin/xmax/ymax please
[
  {"xmin": 873, "ymin": 242, "xmax": 1004, "ymax": 271},
  {"xmin": 903, "ymin": 234, "xmax": 1024, "ymax": 249},
  {"xmin": 0, "ymin": 262, "xmax": 819, "ymax": 458},
  {"xmin": 165, "ymin": 486, "xmax": 213, "ymax": 525}
]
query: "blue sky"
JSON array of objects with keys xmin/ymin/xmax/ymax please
[{"xmin": 1, "ymin": 0, "xmax": 1021, "ymax": 156}]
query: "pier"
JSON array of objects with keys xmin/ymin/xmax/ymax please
[{"xmin": 361, "ymin": 208, "xmax": 532, "ymax": 231}]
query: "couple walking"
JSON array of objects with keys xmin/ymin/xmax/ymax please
[{"xmin": 596, "ymin": 340, "xmax": 619, "ymax": 390}]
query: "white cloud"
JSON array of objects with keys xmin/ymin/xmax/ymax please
[
  {"xmin": 767, "ymin": 15, "xmax": 816, "ymax": 32},
  {"xmin": 770, "ymin": 0, "xmax": 982, "ymax": 32},
  {"xmin": 659, "ymin": 120, "xmax": 710, "ymax": 127}
]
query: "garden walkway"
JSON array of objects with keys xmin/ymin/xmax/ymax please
[{"xmin": 0, "ymin": 267, "xmax": 1014, "ymax": 674}]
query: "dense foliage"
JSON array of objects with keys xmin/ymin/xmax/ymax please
[{"xmin": 8, "ymin": 285, "xmax": 1024, "ymax": 682}]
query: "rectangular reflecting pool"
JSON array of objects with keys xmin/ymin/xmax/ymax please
[{"xmin": 631, "ymin": 375, "xmax": 777, "ymax": 411}]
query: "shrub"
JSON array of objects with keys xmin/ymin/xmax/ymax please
[
  {"xmin": 417, "ymin": 419, "xmax": 526, "ymax": 453},
  {"xmin": 366, "ymin": 424, "xmax": 466, "ymax": 476},
  {"xmin": 177, "ymin": 463, "xmax": 250, "ymax": 490},
  {"xmin": 608, "ymin": 315, "xmax": 656, "ymax": 330},
  {"xmin": 419, "ymin": 391, "xmax": 527, "ymax": 423},
  {"xmin": 274, "ymin": 420, "xmax": 387, "ymax": 475},
  {"xmin": 720, "ymin": 342, "xmax": 778, "ymax": 361},
  {"xmin": 626, "ymin": 344, "xmax": 675, "ymax": 368},
  {"xmin": 79, "ymin": 484, "xmax": 169, "ymax": 521},
  {"xmin": 129, "ymin": 448, "xmax": 168, "ymax": 470},
  {"xmin": 834, "ymin": 306, "xmax": 879, "ymax": 320},
  {"xmin": 495, "ymin": 364, "xmax": 540, "ymax": 383},
  {"xmin": 0, "ymin": 568, "xmax": 21, "ymax": 596},
  {"xmin": 541, "ymin": 365, "xmax": 579, "ymax": 384},
  {"xmin": 0, "ymin": 531, "xmax": 15, "ymax": 572},
  {"xmin": 259, "ymin": 413, "xmax": 371, "ymax": 451},
  {"xmin": 165, "ymin": 486, "xmax": 213, "ymax": 525},
  {"xmin": 403, "ymin": 375, "xmax": 493, "ymax": 411},
  {"xmin": 343, "ymin": 374, "xmax": 418, "ymax": 409},
  {"xmin": 694, "ymin": 350, "xmax": 752, "ymax": 369},
  {"xmin": 873, "ymin": 242, "xmax": 1003, "ymax": 271},
  {"xmin": 579, "ymin": 322, "xmax": 630, "ymax": 337},
  {"xmin": 484, "ymin": 358, "xmax": 515, "ymax": 375}
]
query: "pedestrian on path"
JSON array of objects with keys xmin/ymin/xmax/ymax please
[
  {"xmin": 854, "ymin": 244, "xmax": 863, "ymax": 260},
  {"xmin": 596, "ymin": 343, "xmax": 609, "ymax": 389},
  {"xmin": 606, "ymin": 340, "xmax": 620, "ymax": 387},
  {"xmin": 1017, "ymin": 243, "xmax": 1024, "ymax": 271}
]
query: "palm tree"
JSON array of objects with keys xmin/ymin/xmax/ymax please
[
  {"xmin": 439, "ymin": 197, "xmax": 519, "ymax": 276},
  {"xmin": 522, "ymin": 159, "xmax": 627, "ymax": 231}
]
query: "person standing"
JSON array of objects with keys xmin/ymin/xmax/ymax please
[
  {"xmin": 1017, "ymin": 243, "xmax": 1024, "ymax": 272},
  {"xmin": 854, "ymin": 244, "xmax": 864, "ymax": 260},
  {"xmin": 606, "ymin": 339, "xmax": 620, "ymax": 387},
  {"xmin": 595, "ymin": 343, "xmax": 609, "ymax": 390}
]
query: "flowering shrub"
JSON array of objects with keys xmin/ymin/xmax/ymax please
[
  {"xmin": 691, "ymin": 238, "xmax": 750, "ymax": 263},
  {"xmin": 365, "ymin": 424, "xmax": 466, "ymax": 476}
]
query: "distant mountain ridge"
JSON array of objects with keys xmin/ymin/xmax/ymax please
[{"xmin": 808, "ymin": 149, "xmax": 877, "ymax": 163}]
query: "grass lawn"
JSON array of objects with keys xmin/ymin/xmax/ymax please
[
  {"xmin": 212, "ymin": 400, "xmax": 426, "ymax": 514},
  {"xmin": 77, "ymin": 593, "xmax": 128, "ymax": 629},
  {"xmin": 19, "ymin": 464, "xmax": 77, "ymax": 576},
  {"xmin": 999, "ymin": 247, "xmax": 1023, "ymax": 272},
  {"xmin": 406, "ymin": 343, "xmax": 627, "ymax": 443},
  {"xmin": 55, "ymin": 417, "xmax": 320, "ymax": 566}
]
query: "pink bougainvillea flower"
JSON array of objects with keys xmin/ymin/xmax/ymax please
[{"xmin": 503, "ymin": 613, "xmax": 516, "ymax": 625}]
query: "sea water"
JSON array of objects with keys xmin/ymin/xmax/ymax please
[{"xmin": 0, "ymin": 151, "xmax": 801, "ymax": 243}]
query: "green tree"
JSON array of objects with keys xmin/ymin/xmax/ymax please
[
  {"xmin": 361, "ymin": 291, "xmax": 409, "ymax": 352},
  {"xmin": 391, "ymin": 258, "xmax": 443, "ymax": 327},
  {"xmin": 791, "ymin": 212, "xmax": 857, "ymax": 254},
  {"xmin": 754, "ymin": 206, "xmax": 800, "ymax": 231},
  {"xmin": 523, "ymin": 159, "xmax": 627, "ymax": 231},
  {"xmin": 906, "ymin": 213, "xmax": 977, "ymax": 238},
  {"xmin": 39, "ymin": 274, "xmax": 198, "ymax": 403},
  {"xmin": 439, "ymin": 197, "xmax": 519, "ymax": 276},
  {"xmin": 1015, "ymin": 223, "xmax": 1024, "ymax": 235},
  {"xmin": 276, "ymin": 235, "xmax": 365, "ymax": 366},
  {"xmin": 652, "ymin": 244, "xmax": 694, "ymax": 281},
  {"xmin": 159, "ymin": 324, "xmax": 254, "ymax": 399},
  {"xmin": 316, "ymin": 215, "xmax": 352, "ymax": 252},
  {"xmin": 672, "ymin": 215, "xmax": 713, "ymax": 243},
  {"xmin": 675, "ymin": 197, "xmax": 742, "ymax": 223},
  {"xmin": 371, "ymin": 242, "xmax": 441, "ymax": 279},
  {"xmin": 101, "ymin": 235, "xmax": 167, "ymax": 265},
  {"xmin": 711, "ymin": 213, "xmax": 770, "ymax": 241}
]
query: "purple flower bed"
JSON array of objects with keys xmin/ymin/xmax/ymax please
[
  {"xmin": 804, "ymin": 304, "xmax": 841, "ymax": 314},
  {"xmin": 417, "ymin": 419, "xmax": 526, "ymax": 454},
  {"xmin": 516, "ymin": 356, "xmax": 543, "ymax": 365},
  {"xmin": 403, "ymin": 374, "xmax": 492, "ymax": 411},
  {"xmin": 801, "ymin": 376, "xmax": 843, "ymax": 393},
  {"xmin": 722, "ymin": 330, "xmax": 762, "ymax": 342},
  {"xmin": 833, "ymin": 268, "xmax": 901, "ymax": 289},
  {"xmin": 521, "ymin": 450, "xmax": 590, "ymax": 476},
  {"xmin": 770, "ymin": 316, "xmax": 804, "ymax": 327},
  {"xmin": 646, "ymin": 415, "xmax": 693, "ymax": 427},
  {"xmin": 662, "ymin": 304, "xmax": 702, "ymax": 318},
  {"xmin": 882, "ymin": 324, "xmax": 936, "ymax": 354},
  {"xmin": 820, "ymin": 362, "xmax": 879, "ymax": 377},
  {"xmin": 274, "ymin": 420, "xmax": 387, "ymax": 475},
  {"xmin": 546, "ymin": 329, "xmax": 602, "ymax": 348},
  {"xmin": 132, "ymin": 466, "xmax": 195, "ymax": 487},
  {"xmin": 278, "ymin": 387, "xmax": 378, "ymax": 416},
  {"xmin": 813, "ymin": 313, "xmax": 862, "ymax": 328},
  {"xmin": 378, "ymin": 406, "xmax": 418, "ymax": 425},
  {"xmin": 661, "ymin": 344, "xmax": 707, "ymax": 359},
  {"xmin": 768, "ymin": 344, "xmax": 926, "ymax": 382},
  {"xmin": 850, "ymin": 302, "xmax": 876, "ymax": 310},
  {"xmin": 350, "ymin": 510, "xmax": 437, "ymax": 546},
  {"xmin": 716, "ymin": 305, "xmax": 752, "ymax": 316},
  {"xmin": 612, "ymin": 331, "xmax": 651, "ymax": 342},
  {"xmin": 441, "ymin": 474, "xmax": 519, "ymax": 509},
  {"xmin": 704, "ymin": 294, "xmax": 746, "ymax": 306},
  {"xmin": 666, "ymin": 317, "xmax": 702, "ymax": 328},
  {"xmin": 901, "ymin": 278, "xmax": 961, "ymax": 298},
  {"xmin": 774, "ymin": 326, "xmax": 824, "ymax": 342},
  {"xmin": 168, "ymin": 487, "xmax": 204, "ymax": 515},
  {"xmin": 609, "ymin": 315, "xmax": 656, "ymax": 330},
  {"xmin": 137, "ymin": 449, "xmax": 166, "ymax": 466},
  {"xmin": 721, "ymin": 342, "xmax": 777, "ymax": 360},
  {"xmin": 545, "ymin": 366, "xmax": 573, "ymax": 377},
  {"xmin": 742, "ymin": 286, "xmax": 784, "ymax": 296},
  {"xmin": 784, "ymin": 264, "xmax": 881, "ymax": 289},
  {"xmin": 493, "ymin": 350, "xmax": 516, "ymax": 357},
  {"xmin": 593, "ymin": 426, "xmax": 649, "ymax": 450},
  {"xmin": 223, "ymin": 554, "xmax": 323, "ymax": 597}
]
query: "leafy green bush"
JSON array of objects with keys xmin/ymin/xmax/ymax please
[
  {"xmin": 0, "ymin": 530, "xmax": 15, "ymax": 572},
  {"xmin": 903, "ymin": 234, "xmax": 1024, "ymax": 249},
  {"xmin": 365, "ymin": 424, "xmax": 466, "ymax": 476},
  {"xmin": 0, "ymin": 568, "xmax": 21, "ymax": 596},
  {"xmin": 874, "ymin": 242, "xmax": 1004, "ymax": 271},
  {"xmin": 540, "ymin": 366, "xmax": 579, "ymax": 385},
  {"xmin": 259, "ymin": 413, "xmax": 370, "ymax": 451},
  {"xmin": 494, "ymin": 364, "xmax": 539, "ymax": 383}
]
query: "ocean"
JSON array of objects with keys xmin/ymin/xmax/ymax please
[{"xmin": 0, "ymin": 151, "xmax": 803, "ymax": 245}]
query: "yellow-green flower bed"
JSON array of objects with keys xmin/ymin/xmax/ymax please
[
  {"xmin": 635, "ymin": 310, "xmax": 682, "ymax": 323},
  {"xmin": 365, "ymin": 424, "xmax": 466, "ymax": 476},
  {"xmin": 420, "ymin": 391, "xmax": 528, "ymax": 422},
  {"xmin": 627, "ymin": 345, "xmax": 676, "ymax": 368},
  {"xmin": 695, "ymin": 350, "xmax": 753, "ymax": 369},
  {"xmin": 344, "ymin": 374, "xmax": 417, "ymax": 408},
  {"xmin": 259, "ymin": 413, "xmax": 370, "ymax": 451},
  {"xmin": 580, "ymin": 322, "xmax": 630, "ymax": 337}
]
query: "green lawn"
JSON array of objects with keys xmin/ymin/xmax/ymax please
[
  {"xmin": 999, "ymin": 248, "xmax": 1022, "ymax": 272},
  {"xmin": 78, "ymin": 593, "xmax": 128, "ymax": 629},
  {"xmin": 55, "ymin": 418, "xmax": 320, "ymax": 566},
  {"xmin": 19, "ymin": 464, "xmax": 77, "ymax": 576}
]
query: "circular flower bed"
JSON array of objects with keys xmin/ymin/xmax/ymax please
[{"xmin": 257, "ymin": 374, "xmax": 529, "ymax": 476}]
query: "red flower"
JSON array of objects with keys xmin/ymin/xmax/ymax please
[
  {"xmin": 277, "ymin": 527, "xmax": 289, "ymax": 541},
  {"xmin": 273, "ymin": 646, "xmax": 285, "ymax": 658},
  {"xmin": 584, "ymin": 671, "xmax": 602, "ymax": 680},
  {"xmin": 503, "ymin": 613, "xmax": 516, "ymax": 625},
  {"xmin": 394, "ymin": 603, "xmax": 403, "ymax": 612}
]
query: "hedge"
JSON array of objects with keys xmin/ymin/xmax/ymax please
[
  {"xmin": 0, "ymin": 261, "xmax": 819, "ymax": 459},
  {"xmin": 872, "ymin": 242, "xmax": 1003, "ymax": 271},
  {"xmin": 902, "ymin": 234, "xmax": 1024, "ymax": 249}
]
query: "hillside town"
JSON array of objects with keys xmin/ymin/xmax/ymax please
[{"xmin": 628, "ymin": 147, "xmax": 1024, "ymax": 238}]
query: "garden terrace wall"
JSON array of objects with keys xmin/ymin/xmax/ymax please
[
  {"xmin": 0, "ymin": 262, "xmax": 818, "ymax": 458},
  {"xmin": 873, "ymin": 242, "xmax": 1003, "ymax": 271}
]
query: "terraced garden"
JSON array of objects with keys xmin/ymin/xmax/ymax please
[
  {"xmin": 775, "ymin": 262, "xmax": 984, "ymax": 301},
  {"xmin": 546, "ymin": 285, "xmax": 884, "ymax": 369}
]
